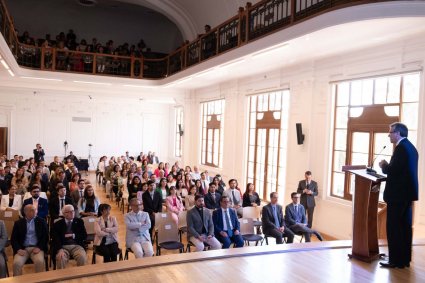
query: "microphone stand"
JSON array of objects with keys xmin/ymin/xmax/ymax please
[{"xmin": 366, "ymin": 146, "xmax": 387, "ymax": 173}]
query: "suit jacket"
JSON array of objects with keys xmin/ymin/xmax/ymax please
[
  {"xmin": 1, "ymin": 194, "xmax": 23, "ymax": 212},
  {"xmin": 187, "ymin": 206, "xmax": 214, "ymax": 239},
  {"xmin": 0, "ymin": 178, "xmax": 8, "ymax": 195},
  {"xmin": 297, "ymin": 180, "xmax": 318, "ymax": 208},
  {"xmin": 284, "ymin": 203, "xmax": 307, "ymax": 227},
  {"xmin": 124, "ymin": 211, "xmax": 151, "ymax": 247},
  {"xmin": 223, "ymin": 188, "xmax": 242, "ymax": 207},
  {"xmin": 33, "ymin": 148, "xmax": 45, "ymax": 162},
  {"xmin": 94, "ymin": 215, "xmax": 119, "ymax": 246},
  {"xmin": 204, "ymin": 192, "xmax": 221, "ymax": 210},
  {"xmin": 382, "ymin": 138, "xmax": 419, "ymax": 202},
  {"xmin": 212, "ymin": 208, "xmax": 240, "ymax": 237},
  {"xmin": 262, "ymin": 204, "xmax": 287, "ymax": 234},
  {"xmin": 11, "ymin": 216, "xmax": 48, "ymax": 254},
  {"xmin": 51, "ymin": 217, "xmax": 87, "ymax": 253},
  {"xmin": 142, "ymin": 190, "xmax": 163, "ymax": 214},
  {"xmin": 49, "ymin": 196, "xmax": 74, "ymax": 220},
  {"xmin": 22, "ymin": 197, "xmax": 48, "ymax": 219},
  {"xmin": 70, "ymin": 189, "xmax": 84, "ymax": 206},
  {"xmin": 0, "ymin": 220, "xmax": 7, "ymax": 251}
]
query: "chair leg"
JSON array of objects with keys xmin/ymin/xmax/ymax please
[
  {"xmin": 92, "ymin": 251, "xmax": 96, "ymax": 264},
  {"xmin": 124, "ymin": 250, "xmax": 129, "ymax": 260},
  {"xmin": 119, "ymin": 251, "xmax": 123, "ymax": 261}
]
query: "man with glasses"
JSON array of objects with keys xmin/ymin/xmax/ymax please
[
  {"xmin": 378, "ymin": 122, "xmax": 418, "ymax": 269},
  {"xmin": 285, "ymin": 192, "xmax": 323, "ymax": 242},
  {"xmin": 262, "ymin": 192, "xmax": 294, "ymax": 244},
  {"xmin": 22, "ymin": 185, "xmax": 48, "ymax": 220},
  {"xmin": 51, "ymin": 204, "xmax": 87, "ymax": 269},
  {"xmin": 124, "ymin": 198, "xmax": 154, "ymax": 258},
  {"xmin": 11, "ymin": 204, "xmax": 48, "ymax": 276},
  {"xmin": 212, "ymin": 196, "xmax": 244, "ymax": 248}
]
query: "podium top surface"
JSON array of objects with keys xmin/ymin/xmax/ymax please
[{"xmin": 347, "ymin": 169, "xmax": 387, "ymax": 182}]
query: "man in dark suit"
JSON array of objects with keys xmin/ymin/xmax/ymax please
[
  {"xmin": 212, "ymin": 195, "xmax": 244, "ymax": 248},
  {"xmin": 297, "ymin": 171, "xmax": 318, "ymax": 228},
  {"xmin": 379, "ymin": 122, "xmax": 418, "ymax": 269},
  {"xmin": 49, "ymin": 156, "xmax": 64, "ymax": 172},
  {"xmin": 285, "ymin": 192, "xmax": 323, "ymax": 242},
  {"xmin": 49, "ymin": 184, "xmax": 74, "ymax": 224},
  {"xmin": 22, "ymin": 185, "xmax": 48, "ymax": 220},
  {"xmin": 51, "ymin": 204, "xmax": 87, "ymax": 269},
  {"xmin": 204, "ymin": 183, "xmax": 221, "ymax": 210},
  {"xmin": 142, "ymin": 180, "xmax": 163, "ymax": 237},
  {"xmin": 186, "ymin": 194, "xmax": 221, "ymax": 251},
  {"xmin": 33, "ymin": 143, "xmax": 45, "ymax": 164},
  {"xmin": 11, "ymin": 204, "xmax": 48, "ymax": 276},
  {"xmin": 262, "ymin": 192, "xmax": 294, "ymax": 244}
]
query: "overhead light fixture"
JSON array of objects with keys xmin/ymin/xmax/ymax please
[
  {"xmin": 194, "ymin": 68, "xmax": 217, "ymax": 78},
  {"xmin": 21, "ymin": 76, "xmax": 63, "ymax": 82},
  {"xmin": 219, "ymin": 59, "xmax": 245, "ymax": 69},
  {"xmin": 123, "ymin": 84, "xmax": 155, "ymax": 89},
  {"xmin": 252, "ymin": 43, "xmax": 289, "ymax": 58},
  {"xmin": 1, "ymin": 59, "xmax": 10, "ymax": 70},
  {"xmin": 175, "ymin": 77, "xmax": 193, "ymax": 85},
  {"xmin": 73, "ymin": 80, "xmax": 112, "ymax": 86},
  {"xmin": 7, "ymin": 70, "xmax": 14, "ymax": 77}
]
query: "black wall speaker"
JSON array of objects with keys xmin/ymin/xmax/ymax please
[
  {"xmin": 296, "ymin": 123, "xmax": 304, "ymax": 145},
  {"xmin": 178, "ymin": 124, "xmax": 184, "ymax": 136}
]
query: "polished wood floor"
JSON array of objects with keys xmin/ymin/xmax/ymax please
[{"xmin": 2, "ymin": 172, "xmax": 425, "ymax": 282}]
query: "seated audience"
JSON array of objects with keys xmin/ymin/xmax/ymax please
[
  {"xmin": 22, "ymin": 185, "xmax": 48, "ymax": 220},
  {"xmin": 1, "ymin": 185, "xmax": 23, "ymax": 212},
  {"xmin": 69, "ymin": 174, "xmax": 80, "ymax": 192},
  {"xmin": 212, "ymin": 196, "xmax": 244, "ymax": 249},
  {"xmin": 186, "ymin": 194, "xmax": 221, "ymax": 252},
  {"xmin": 11, "ymin": 204, "xmax": 48, "ymax": 276},
  {"xmin": 223, "ymin": 179, "xmax": 243, "ymax": 217},
  {"xmin": 0, "ymin": 220, "xmax": 6, "ymax": 278},
  {"xmin": 124, "ymin": 198, "xmax": 154, "ymax": 258},
  {"xmin": 199, "ymin": 172, "xmax": 209, "ymax": 195},
  {"xmin": 262, "ymin": 192, "xmax": 294, "ymax": 244},
  {"xmin": 11, "ymin": 168, "xmax": 28, "ymax": 195},
  {"xmin": 156, "ymin": 177, "xmax": 169, "ymax": 202},
  {"xmin": 52, "ymin": 204, "xmax": 87, "ymax": 269},
  {"xmin": 204, "ymin": 183, "xmax": 221, "ymax": 210},
  {"xmin": 191, "ymin": 166, "xmax": 201, "ymax": 180},
  {"xmin": 284, "ymin": 192, "xmax": 323, "ymax": 242},
  {"xmin": 94, "ymin": 203, "xmax": 120, "ymax": 263},
  {"xmin": 78, "ymin": 185, "xmax": 100, "ymax": 217},
  {"xmin": 29, "ymin": 172, "xmax": 48, "ymax": 193},
  {"xmin": 70, "ymin": 179, "xmax": 85, "ymax": 205},
  {"xmin": 165, "ymin": 186, "xmax": 184, "ymax": 225},
  {"xmin": 242, "ymin": 183, "xmax": 261, "ymax": 207}
]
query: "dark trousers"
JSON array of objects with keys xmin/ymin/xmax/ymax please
[
  {"xmin": 216, "ymin": 231, "xmax": 244, "ymax": 248},
  {"xmin": 266, "ymin": 228, "xmax": 295, "ymax": 244},
  {"xmin": 386, "ymin": 201, "xmax": 412, "ymax": 266},
  {"xmin": 306, "ymin": 206, "xmax": 315, "ymax": 228},
  {"xmin": 149, "ymin": 213, "xmax": 155, "ymax": 241},
  {"xmin": 96, "ymin": 242, "xmax": 119, "ymax": 263}
]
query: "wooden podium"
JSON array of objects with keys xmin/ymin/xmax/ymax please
[{"xmin": 343, "ymin": 166, "xmax": 386, "ymax": 262}]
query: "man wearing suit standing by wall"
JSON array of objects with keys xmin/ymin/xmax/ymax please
[
  {"xmin": 379, "ymin": 122, "xmax": 418, "ymax": 269},
  {"xmin": 297, "ymin": 171, "xmax": 318, "ymax": 228}
]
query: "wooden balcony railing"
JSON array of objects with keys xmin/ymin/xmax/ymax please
[{"xmin": 0, "ymin": 0, "xmax": 394, "ymax": 80}]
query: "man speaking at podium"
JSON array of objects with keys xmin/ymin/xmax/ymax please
[{"xmin": 379, "ymin": 122, "xmax": 418, "ymax": 269}]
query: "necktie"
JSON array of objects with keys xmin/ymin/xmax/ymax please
[
  {"xmin": 212, "ymin": 193, "xmax": 216, "ymax": 203},
  {"xmin": 79, "ymin": 191, "xmax": 83, "ymax": 198},
  {"xmin": 232, "ymin": 190, "xmax": 237, "ymax": 205},
  {"xmin": 273, "ymin": 206, "xmax": 280, "ymax": 228},
  {"xmin": 225, "ymin": 210, "xmax": 233, "ymax": 237},
  {"xmin": 60, "ymin": 198, "xmax": 65, "ymax": 210}
]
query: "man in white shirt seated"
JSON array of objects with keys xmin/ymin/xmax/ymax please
[
  {"xmin": 190, "ymin": 166, "xmax": 201, "ymax": 180},
  {"xmin": 223, "ymin": 179, "xmax": 243, "ymax": 217},
  {"xmin": 186, "ymin": 195, "xmax": 221, "ymax": 251},
  {"xmin": 124, "ymin": 198, "xmax": 154, "ymax": 258}
]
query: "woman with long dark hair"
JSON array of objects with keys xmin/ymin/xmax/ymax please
[
  {"xmin": 127, "ymin": 176, "xmax": 142, "ymax": 201},
  {"xmin": 242, "ymin": 183, "xmax": 261, "ymax": 207},
  {"xmin": 78, "ymin": 185, "xmax": 100, "ymax": 217}
]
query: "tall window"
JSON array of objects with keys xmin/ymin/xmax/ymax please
[
  {"xmin": 174, "ymin": 107, "xmax": 183, "ymax": 157},
  {"xmin": 201, "ymin": 100, "xmax": 225, "ymax": 167},
  {"xmin": 246, "ymin": 90, "xmax": 290, "ymax": 201},
  {"xmin": 331, "ymin": 72, "xmax": 420, "ymax": 200}
]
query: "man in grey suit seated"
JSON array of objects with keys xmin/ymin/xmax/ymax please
[
  {"xmin": 285, "ymin": 192, "xmax": 323, "ymax": 242},
  {"xmin": 124, "ymin": 198, "xmax": 154, "ymax": 258},
  {"xmin": 223, "ymin": 179, "xmax": 243, "ymax": 217},
  {"xmin": 262, "ymin": 192, "xmax": 294, "ymax": 244},
  {"xmin": 186, "ymin": 194, "xmax": 221, "ymax": 252}
]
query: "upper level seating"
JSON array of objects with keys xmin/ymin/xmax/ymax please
[{"xmin": 0, "ymin": 0, "xmax": 394, "ymax": 80}]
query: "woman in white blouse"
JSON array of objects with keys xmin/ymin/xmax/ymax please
[{"xmin": 0, "ymin": 185, "xmax": 22, "ymax": 212}]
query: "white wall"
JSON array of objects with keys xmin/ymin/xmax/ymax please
[
  {"xmin": 0, "ymin": 88, "xmax": 171, "ymax": 168},
  {"xmin": 182, "ymin": 35, "xmax": 425, "ymax": 240}
]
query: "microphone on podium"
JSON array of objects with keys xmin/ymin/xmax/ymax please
[{"xmin": 366, "ymin": 145, "xmax": 387, "ymax": 173}]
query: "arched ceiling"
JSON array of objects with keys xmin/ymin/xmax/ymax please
[{"xmin": 115, "ymin": 0, "xmax": 261, "ymax": 40}]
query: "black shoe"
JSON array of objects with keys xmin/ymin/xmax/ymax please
[
  {"xmin": 379, "ymin": 261, "xmax": 404, "ymax": 269},
  {"xmin": 315, "ymin": 232, "xmax": 323, "ymax": 241}
]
